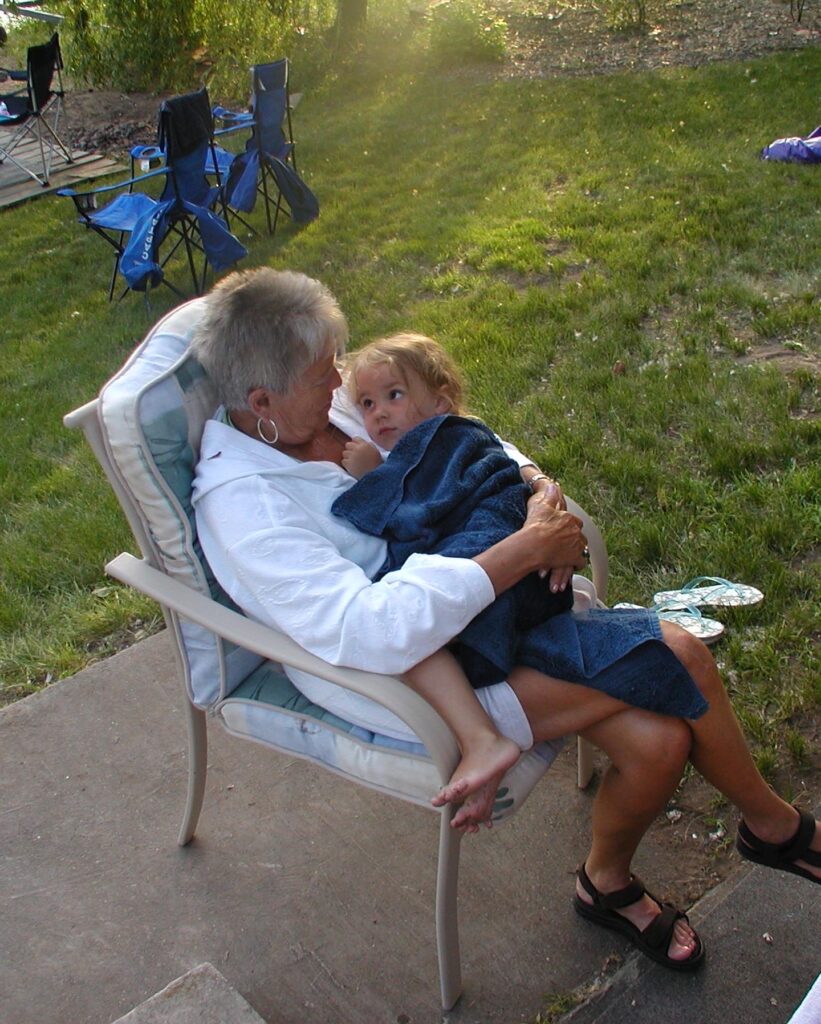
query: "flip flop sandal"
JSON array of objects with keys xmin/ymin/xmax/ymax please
[
  {"xmin": 613, "ymin": 601, "xmax": 725, "ymax": 644},
  {"xmin": 737, "ymin": 807, "xmax": 821, "ymax": 885},
  {"xmin": 653, "ymin": 601, "xmax": 724, "ymax": 644},
  {"xmin": 653, "ymin": 576, "xmax": 763, "ymax": 609},
  {"xmin": 573, "ymin": 863, "xmax": 705, "ymax": 972}
]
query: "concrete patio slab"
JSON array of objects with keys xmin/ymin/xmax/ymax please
[
  {"xmin": 1, "ymin": 630, "xmax": 818, "ymax": 1024},
  {"xmin": 110, "ymin": 963, "xmax": 265, "ymax": 1024}
]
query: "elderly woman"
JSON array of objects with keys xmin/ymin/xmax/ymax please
[{"xmin": 191, "ymin": 267, "xmax": 819, "ymax": 974}]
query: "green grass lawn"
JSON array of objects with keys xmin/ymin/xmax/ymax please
[{"xmin": 0, "ymin": 47, "xmax": 818, "ymax": 785}]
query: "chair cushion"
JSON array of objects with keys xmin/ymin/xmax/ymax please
[
  {"xmin": 219, "ymin": 661, "xmax": 441, "ymax": 807},
  {"xmin": 218, "ymin": 660, "xmax": 564, "ymax": 812},
  {"xmin": 99, "ymin": 297, "xmax": 262, "ymax": 706}
]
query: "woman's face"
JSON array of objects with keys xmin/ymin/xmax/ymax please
[{"xmin": 266, "ymin": 348, "xmax": 342, "ymax": 445}]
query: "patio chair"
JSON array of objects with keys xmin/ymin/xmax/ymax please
[
  {"xmin": 58, "ymin": 88, "xmax": 246, "ymax": 300},
  {"xmin": 0, "ymin": 32, "xmax": 72, "ymax": 187},
  {"xmin": 63, "ymin": 297, "xmax": 605, "ymax": 1011},
  {"xmin": 213, "ymin": 58, "xmax": 318, "ymax": 235}
]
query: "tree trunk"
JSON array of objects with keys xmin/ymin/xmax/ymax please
[{"xmin": 336, "ymin": 0, "xmax": 368, "ymax": 42}]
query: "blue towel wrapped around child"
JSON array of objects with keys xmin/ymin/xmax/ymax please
[{"xmin": 332, "ymin": 414, "xmax": 707, "ymax": 718}]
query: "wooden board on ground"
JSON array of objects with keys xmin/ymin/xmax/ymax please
[{"xmin": 0, "ymin": 136, "xmax": 124, "ymax": 209}]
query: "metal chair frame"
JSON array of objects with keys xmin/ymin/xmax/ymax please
[{"xmin": 0, "ymin": 31, "xmax": 72, "ymax": 186}]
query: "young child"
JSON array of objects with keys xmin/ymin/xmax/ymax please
[{"xmin": 333, "ymin": 333, "xmax": 577, "ymax": 828}]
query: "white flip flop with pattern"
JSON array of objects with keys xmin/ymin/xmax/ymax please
[
  {"xmin": 653, "ymin": 576, "xmax": 763, "ymax": 609},
  {"xmin": 614, "ymin": 601, "xmax": 725, "ymax": 645}
]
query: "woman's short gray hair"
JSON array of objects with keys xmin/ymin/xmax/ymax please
[{"xmin": 191, "ymin": 267, "xmax": 348, "ymax": 410}]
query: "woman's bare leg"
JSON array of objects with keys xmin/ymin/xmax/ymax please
[
  {"xmin": 579, "ymin": 708, "xmax": 699, "ymax": 960},
  {"xmin": 508, "ymin": 625, "xmax": 820, "ymax": 962},
  {"xmin": 661, "ymin": 623, "xmax": 820, "ymax": 880},
  {"xmin": 508, "ymin": 666, "xmax": 699, "ymax": 960},
  {"xmin": 403, "ymin": 651, "xmax": 520, "ymax": 830}
]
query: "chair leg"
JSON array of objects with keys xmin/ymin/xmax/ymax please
[
  {"xmin": 108, "ymin": 236, "xmax": 125, "ymax": 301},
  {"xmin": 40, "ymin": 113, "xmax": 73, "ymax": 167},
  {"xmin": 577, "ymin": 735, "xmax": 595, "ymax": 789},
  {"xmin": 260, "ymin": 166, "xmax": 274, "ymax": 235},
  {"xmin": 272, "ymin": 192, "xmax": 284, "ymax": 236},
  {"xmin": 179, "ymin": 221, "xmax": 201, "ymax": 296},
  {"xmin": 177, "ymin": 703, "xmax": 208, "ymax": 846},
  {"xmin": 435, "ymin": 808, "xmax": 463, "ymax": 1011}
]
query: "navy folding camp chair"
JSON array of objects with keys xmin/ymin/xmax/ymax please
[
  {"xmin": 0, "ymin": 32, "xmax": 72, "ymax": 187},
  {"xmin": 213, "ymin": 58, "xmax": 318, "ymax": 235},
  {"xmin": 59, "ymin": 88, "xmax": 246, "ymax": 300}
]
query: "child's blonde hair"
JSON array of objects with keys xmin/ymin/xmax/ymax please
[{"xmin": 347, "ymin": 332, "xmax": 466, "ymax": 415}]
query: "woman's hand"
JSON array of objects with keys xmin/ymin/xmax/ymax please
[
  {"xmin": 474, "ymin": 494, "xmax": 587, "ymax": 597},
  {"xmin": 526, "ymin": 488, "xmax": 575, "ymax": 591},
  {"xmin": 521, "ymin": 473, "xmax": 578, "ymax": 590},
  {"xmin": 527, "ymin": 474, "xmax": 567, "ymax": 511},
  {"xmin": 523, "ymin": 491, "xmax": 587, "ymax": 570}
]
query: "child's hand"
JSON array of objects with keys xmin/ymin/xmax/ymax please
[{"xmin": 342, "ymin": 438, "xmax": 383, "ymax": 478}]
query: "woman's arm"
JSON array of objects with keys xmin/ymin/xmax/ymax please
[
  {"xmin": 196, "ymin": 470, "xmax": 584, "ymax": 676},
  {"xmin": 196, "ymin": 476, "xmax": 494, "ymax": 674}
]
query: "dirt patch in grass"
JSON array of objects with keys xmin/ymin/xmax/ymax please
[
  {"xmin": 739, "ymin": 341, "xmax": 820, "ymax": 375},
  {"xmin": 63, "ymin": 89, "xmax": 166, "ymax": 155},
  {"xmin": 495, "ymin": 0, "xmax": 818, "ymax": 79}
]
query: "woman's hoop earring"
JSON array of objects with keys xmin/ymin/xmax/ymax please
[{"xmin": 256, "ymin": 417, "xmax": 280, "ymax": 446}]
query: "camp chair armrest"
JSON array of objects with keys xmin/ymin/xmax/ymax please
[
  {"xmin": 56, "ymin": 165, "xmax": 169, "ymax": 199},
  {"xmin": 214, "ymin": 123, "xmax": 254, "ymax": 146},
  {"xmin": 105, "ymin": 552, "xmax": 460, "ymax": 781},
  {"xmin": 213, "ymin": 105, "xmax": 253, "ymax": 129}
]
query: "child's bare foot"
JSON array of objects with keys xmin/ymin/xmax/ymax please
[
  {"xmin": 450, "ymin": 773, "xmax": 505, "ymax": 832},
  {"xmin": 431, "ymin": 733, "xmax": 520, "ymax": 810}
]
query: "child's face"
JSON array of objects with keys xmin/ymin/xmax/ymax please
[{"xmin": 354, "ymin": 362, "xmax": 450, "ymax": 450}]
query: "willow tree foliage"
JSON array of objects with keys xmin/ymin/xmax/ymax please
[{"xmin": 61, "ymin": 0, "xmax": 337, "ymax": 93}]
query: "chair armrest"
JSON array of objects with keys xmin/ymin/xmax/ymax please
[
  {"xmin": 56, "ymin": 164, "xmax": 169, "ymax": 199},
  {"xmin": 105, "ymin": 552, "xmax": 460, "ymax": 781},
  {"xmin": 213, "ymin": 107, "xmax": 254, "ymax": 142},
  {"xmin": 213, "ymin": 105, "xmax": 253, "ymax": 126},
  {"xmin": 214, "ymin": 123, "xmax": 253, "ymax": 143},
  {"xmin": 565, "ymin": 496, "xmax": 609, "ymax": 605}
]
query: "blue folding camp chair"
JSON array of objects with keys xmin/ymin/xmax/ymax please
[
  {"xmin": 0, "ymin": 32, "xmax": 72, "ymax": 187},
  {"xmin": 58, "ymin": 88, "xmax": 246, "ymax": 300},
  {"xmin": 213, "ymin": 58, "xmax": 318, "ymax": 236}
]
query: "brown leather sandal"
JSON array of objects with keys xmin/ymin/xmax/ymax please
[
  {"xmin": 737, "ymin": 808, "xmax": 821, "ymax": 885},
  {"xmin": 573, "ymin": 863, "xmax": 705, "ymax": 972}
]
